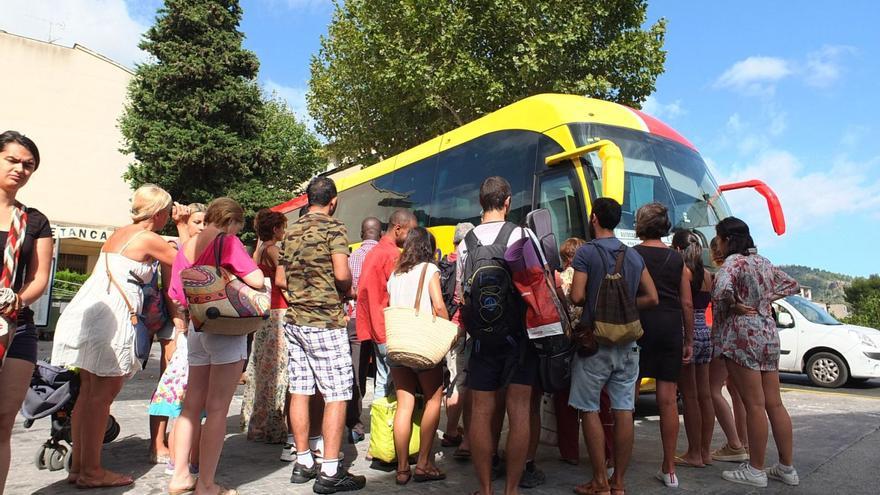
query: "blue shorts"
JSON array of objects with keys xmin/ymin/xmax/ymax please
[
  {"xmin": 569, "ymin": 343, "xmax": 640, "ymax": 412},
  {"xmin": 6, "ymin": 323, "xmax": 38, "ymax": 364}
]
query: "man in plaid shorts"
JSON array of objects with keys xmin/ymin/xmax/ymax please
[{"xmin": 280, "ymin": 177, "xmax": 366, "ymax": 493}]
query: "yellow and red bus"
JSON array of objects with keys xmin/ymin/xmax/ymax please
[{"xmin": 273, "ymin": 93, "xmax": 783, "ymax": 258}]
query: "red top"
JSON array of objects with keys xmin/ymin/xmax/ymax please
[
  {"xmin": 259, "ymin": 263, "xmax": 288, "ymax": 310},
  {"xmin": 355, "ymin": 236, "xmax": 400, "ymax": 343}
]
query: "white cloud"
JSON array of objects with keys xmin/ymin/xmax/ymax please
[
  {"xmin": 641, "ymin": 96, "xmax": 684, "ymax": 120},
  {"xmin": 804, "ymin": 45, "xmax": 855, "ymax": 88},
  {"xmin": 0, "ymin": 0, "xmax": 148, "ymax": 68},
  {"xmin": 715, "ymin": 56, "xmax": 792, "ymax": 94},
  {"xmin": 264, "ymin": 79, "xmax": 314, "ymax": 129},
  {"xmin": 714, "ymin": 150, "xmax": 880, "ymax": 240},
  {"xmin": 840, "ymin": 125, "xmax": 870, "ymax": 148}
]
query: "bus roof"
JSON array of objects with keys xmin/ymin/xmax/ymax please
[{"xmin": 273, "ymin": 93, "xmax": 696, "ymax": 213}]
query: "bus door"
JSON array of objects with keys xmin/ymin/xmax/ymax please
[{"xmin": 534, "ymin": 165, "xmax": 587, "ymax": 247}]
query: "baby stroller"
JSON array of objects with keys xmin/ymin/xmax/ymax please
[{"xmin": 20, "ymin": 361, "xmax": 121, "ymax": 472}]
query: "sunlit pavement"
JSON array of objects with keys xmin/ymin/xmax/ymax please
[{"xmin": 10, "ymin": 341, "xmax": 880, "ymax": 494}]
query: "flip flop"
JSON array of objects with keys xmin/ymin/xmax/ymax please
[
  {"xmin": 674, "ymin": 455, "xmax": 706, "ymax": 468},
  {"xmin": 573, "ymin": 481, "xmax": 611, "ymax": 495},
  {"xmin": 75, "ymin": 472, "xmax": 134, "ymax": 489},
  {"xmin": 453, "ymin": 448, "xmax": 472, "ymax": 460},
  {"xmin": 414, "ymin": 465, "xmax": 446, "ymax": 482},
  {"xmin": 167, "ymin": 477, "xmax": 197, "ymax": 495}
]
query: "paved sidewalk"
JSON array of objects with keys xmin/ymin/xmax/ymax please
[{"xmin": 8, "ymin": 342, "xmax": 880, "ymax": 494}]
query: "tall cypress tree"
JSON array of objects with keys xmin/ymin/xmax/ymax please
[{"xmin": 120, "ymin": 0, "xmax": 322, "ymax": 228}]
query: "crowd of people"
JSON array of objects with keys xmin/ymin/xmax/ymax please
[{"xmin": 0, "ymin": 131, "xmax": 804, "ymax": 495}]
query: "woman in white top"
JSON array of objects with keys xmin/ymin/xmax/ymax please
[
  {"xmin": 387, "ymin": 227, "xmax": 449, "ymax": 485},
  {"xmin": 52, "ymin": 184, "xmax": 186, "ymax": 489}
]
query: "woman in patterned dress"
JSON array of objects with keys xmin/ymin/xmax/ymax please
[
  {"xmin": 712, "ymin": 217, "xmax": 800, "ymax": 488},
  {"xmin": 240, "ymin": 209, "xmax": 290, "ymax": 444}
]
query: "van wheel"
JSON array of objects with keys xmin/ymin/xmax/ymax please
[{"xmin": 806, "ymin": 352, "xmax": 848, "ymax": 388}]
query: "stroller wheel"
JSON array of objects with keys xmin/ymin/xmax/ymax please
[
  {"xmin": 64, "ymin": 447, "xmax": 73, "ymax": 473},
  {"xmin": 34, "ymin": 445, "xmax": 48, "ymax": 470},
  {"xmin": 103, "ymin": 415, "xmax": 120, "ymax": 444},
  {"xmin": 48, "ymin": 445, "xmax": 67, "ymax": 471}
]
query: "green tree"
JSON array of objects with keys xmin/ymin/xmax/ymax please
[
  {"xmin": 309, "ymin": 0, "xmax": 667, "ymax": 164},
  {"xmin": 844, "ymin": 275, "xmax": 880, "ymax": 328},
  {"xmin": 120, "ymin": 0, "xmax": 323, "ymax": 233}
]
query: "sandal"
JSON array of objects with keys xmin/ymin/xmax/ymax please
[
  {"xmin": 453, "ymin": 447, "xmax": 472, "ymax": 460},
  {"xmin": 217, "ymin": 486, "xmax": 239, "ymax": 495},
  {"xmin": 441, "ymin": 433, "xmax": 463, "ymax": 447},
  {"xmin": 674, "ymin": 454, "xmax": 706, "ymax": 468},
  {"xmin": 167, "ymin": 476, "xmax": 197, "ymax": 495},
  {"xmin": 574, "ymin": 481, "xmax": 611, "ymax": 495},
  {"xmin": 414, "ymin": 465, "xmax": 446, "ymax": 482},
  {"xmin": 395, "ymin": 468, "xmax": 412, "ymax": 485},
  {"xmin": 76, "ymin": 471, "xmax": 134, "ymax": 489}
]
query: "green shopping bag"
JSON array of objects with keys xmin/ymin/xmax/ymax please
[{"xmin": 368, "ymin": 395, "xmax": 423, "ymax": 463}]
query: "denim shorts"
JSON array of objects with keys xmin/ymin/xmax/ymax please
[{"xmin": 569, "ymin": 343, "xmax": 640, "ymax": 412}]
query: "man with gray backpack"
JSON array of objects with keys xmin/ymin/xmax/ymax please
[
  {"xmin": 568, "ymin": 197, "xmax": 658, "ymax": 495},
  {"xmin": 457, "ymin": 176, "xmax": 542, "ymax": 495}
]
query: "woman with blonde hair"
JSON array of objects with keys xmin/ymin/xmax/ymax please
[
  {"xmin": 52, "ymin": 183, "xmax": 186, "ymax": 488},
  {"xmin": 167, "ymin": 197, "xmax": 264, "ymax": 495},
  {"xmin": 0, "ymin": 132, "xmax": 54, "ymax": 495},
  {"xmin": 149, "ymin": 203, "xmax": 207, "ymax": 469}
]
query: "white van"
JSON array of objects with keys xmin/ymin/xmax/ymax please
[{"xmin": 774, "ymin": 295, "xmax": 880, "ymax": 388}]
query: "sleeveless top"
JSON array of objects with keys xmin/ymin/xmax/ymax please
[
  {"xmin": 693, "ymin": 290, "xmax": 711, "ymax": 311},
  {"xmin": 52, "ymin": 230, "xmax": 157, "ymax": 377},
  {"xmin": 634, "ymin": 245, "xmax": 684, "ymax": 313}
]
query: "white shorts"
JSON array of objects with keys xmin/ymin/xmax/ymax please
[{"xmin": 187, "ymin": 330, "xmax": 247, "ymax": 366}]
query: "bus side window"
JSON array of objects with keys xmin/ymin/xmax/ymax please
[{"xmin": 537, "ymin": 169, "xmax": 586, "ymax": 246}]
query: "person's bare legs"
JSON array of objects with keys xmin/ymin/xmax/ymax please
[
  {"xmin": 391, "ymin": 368, "xmax": 418, "ymax": 476},
  {"xmin": 709, "ymin": 358, "xmax": 744, "ymax": 450},
  {"xmin": 728, "ymin": 380, "xmax": 749, "ymax": 449},
  {"xmin": 526, "ymin": 387, "xmax": 541, "ymax": 463},
  {"xmin": 195, "ymin": 360, "xmax": 242, "ymax": 495},
  {"xmin": 149, "ymin": 415, "xmax": 171, "ymax": 461},
  {"xmin": 67, "ymin": 369, "xmax": 89, "ymax": 482},
  {"xmin": 445, "ymin": 388, "xmax": 463, "ymax": 438},
  {"xmin": 761, "ymin": 371, "xmax": 794, "ymax": 466},
  {"xmin": 0, "ymin": 358, "xmax": 34, "ymax": 494},
  {"xmin": 677, "ymin": 364, "xmax": 704, "ymax": 466},
  {"xmin": 609, "ymin": 409, "xmax": 635, "ymax": 492},
  {"xmin": 503, "ymin": 384, "xmax": 532, "ymax": 495},
  {"xmin": 656, "ymin": 380, "xmax": 679, "ymax": 476},
  {"xmin": 320, "ymin": 400, "xmax": 346, "ymax": 464},
  {"xmin": 695, "ymin": 363, "xmax": 715, "ymax": 464},
  {"xmin": 726, "ymin": 361, "xmax": 767, "ymax": 470},
  {"xmin": 76, "ymin": 371, "xmax": 129, "ymax": 486},
  {"xmin": 470, "ymin": 390, "xmax": 497, "ymax": 495},
  {"xmin": 460, "ymin": 388, "xmax": 472, "ymax": 452},
  {"xmin": 581, "ymin": 412, "xmax": 610, "ymax": 492},
  {"xmin": 415, "ymin": 367, "xmax": 444, "ymax": 474},
  {"xmin": 169, "ymin": 365, "xmax": 208, "ymax": 493}
]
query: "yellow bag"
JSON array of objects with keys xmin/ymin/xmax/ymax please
[{"xmin": 368, "ymin": 395, "xmax": 422, "ymax": 463}]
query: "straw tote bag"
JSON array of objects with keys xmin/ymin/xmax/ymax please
[
  {"xmin": 181, "ymin": 234, "xmax": 271, "ymax": 336},
  {"xmin": 385, "ymin": 263, "xmax": 459, "ymax": 370}
]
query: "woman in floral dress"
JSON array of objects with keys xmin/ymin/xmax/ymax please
[
  {"xmin": 711, "ymin": 217, "xmax": 800, "ymax": 489},
  {"xmin": 240, "ymin": 209, "xmax": 290, "ymax": 443}
]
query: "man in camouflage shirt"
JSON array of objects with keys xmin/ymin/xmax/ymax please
[{"xmin": 280, "ymin": 177, "xmax": 366, "ymax": 493}]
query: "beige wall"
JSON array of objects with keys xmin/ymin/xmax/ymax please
[{"xmin": 1, "ymin": 31, "xmax": 134, "ymax": 229}]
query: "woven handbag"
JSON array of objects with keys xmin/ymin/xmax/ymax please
[
  {"xmin": 385, "ymin": 263, "xmax": 459, "ymax": 370},
  {"xmin": 181, "ymin": 234, "xmax": 271, "ymax": 336}
]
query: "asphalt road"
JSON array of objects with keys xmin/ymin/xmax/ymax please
[{"xmin": 779, "ymin": 372, "xmax": 880, "ymax": 398}]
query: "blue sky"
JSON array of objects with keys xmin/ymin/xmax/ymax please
[{"xmin": 3, "ymin": 0, "xmax": 877, "ymax": 276}]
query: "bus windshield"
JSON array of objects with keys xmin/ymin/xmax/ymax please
[{"xmin": 569, "ymin": 123, "xmax": 732, "ymax": 245}]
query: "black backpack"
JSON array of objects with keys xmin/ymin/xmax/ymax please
[
  {"xmin": 438, "ymin": 255, "xmax": 459, "ymax": 318},
  {"xmin": 461, "ymin": 222, "xmax": 524, "ymax": 348}
]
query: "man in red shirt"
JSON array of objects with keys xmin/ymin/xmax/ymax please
[{"xmin": 355, "ymin": 209, "xmax": 416, "ymax": 398}]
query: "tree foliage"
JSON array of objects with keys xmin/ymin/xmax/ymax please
[
  {"xmin": 844, "ymin": 275, "xmax": 880, "ymax": 328},
  {"xmin": 308, "ymin": 0, "xmax": 667, "ymax": 164},
  {"xmin": 120, "ymin": 0, "xmax": 323, "ymax": 234}
]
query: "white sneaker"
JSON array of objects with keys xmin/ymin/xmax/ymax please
[
  {"xmin": 722, "ymin": 462, "xmax": 768, "ymax": 487},
  {"xmin": 655, "ymin": 469, "xmax": 679, "ymax": 488},
  {"xmin": 766, "ymin": 464, "xmax": 800, "ymax": 486},
  {"xmin": 280, "ymin": 442, "xmax": 296, "ymax": 462}
]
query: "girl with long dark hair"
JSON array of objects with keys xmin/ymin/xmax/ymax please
[
  {"xmin": 712, "ymin": 217, "xmax": 800, "ymax": 488},
  {"xmin": 386, "ymin": 227, "xmax": 449, "ymax": 485}
]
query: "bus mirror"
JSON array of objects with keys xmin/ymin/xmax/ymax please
[
  {"xmin": 526, "ymin": 208, "xmax": 562, "ymax": 272},
  {"xmin": 545, "ymin": 140, "xmax": 624, "ymax": 204},
  {"xmin": 716, "ymin": 180, "xmax": 787, "ymax": 236}
]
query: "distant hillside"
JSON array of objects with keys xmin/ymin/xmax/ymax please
[{"xmin": 779, "ymin": 265, "xmax": 853, "ymax": 304}]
